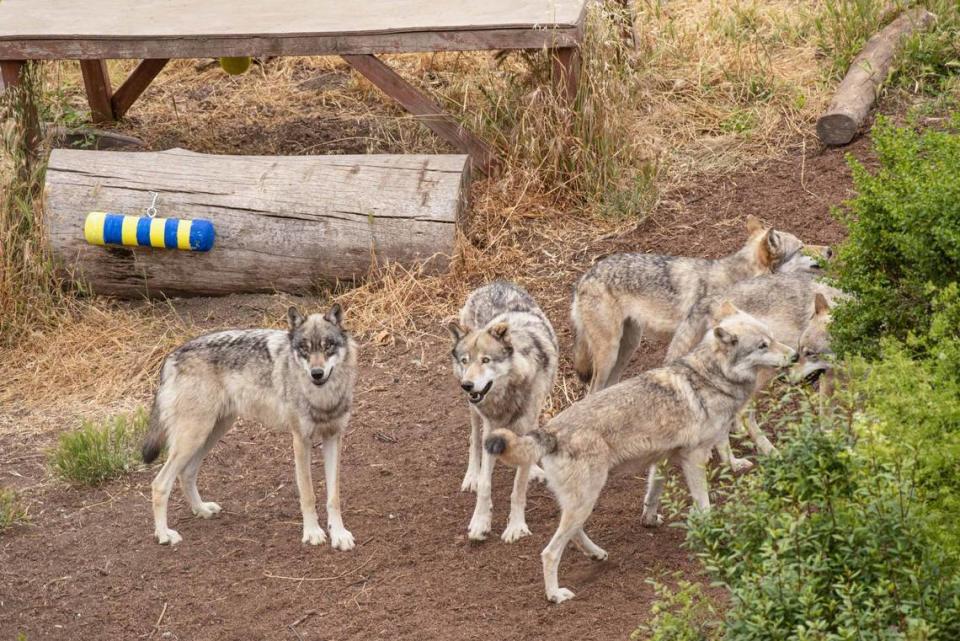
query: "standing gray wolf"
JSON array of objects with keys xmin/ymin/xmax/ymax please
[
  {"xmin": 664, "ymin": 272, "xmax": 844, "ymax": 470},
  {"xmin": 793, "ymin": 292, "xmax": 836, "ymax": 396},
  {"xmin": 141, "ymin": 304, "xmax": 357, "ymax": 551},
  {"xmin": 448, "ymin": 281, "xmax": 558, "ymax": 543},
  {"xmin": 571, "ymin": 215, "xmax": 818, "ymax": 393},
  {"xmin": 485, "ymin": 304, "xmax": 796, "ymax": 603}
]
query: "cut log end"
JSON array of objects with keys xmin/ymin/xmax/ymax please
[{"xmin": 815, "ymin": 112, "xmax": 859, "ymax": 147}]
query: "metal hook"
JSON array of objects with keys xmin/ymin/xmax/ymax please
[{"xmin": 145, "ymin": 192, "xmax": 159, "ymax": 218}]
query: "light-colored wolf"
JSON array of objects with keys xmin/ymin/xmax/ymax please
[
  {"xmin": 571, "ymin": 215, "xmax": 819, "ymax": 393},
  {"xmin": 448, "ymin": 281, "xmax": 558, "ymax": 543},
  {"xmin": 663, "ymin": 272, "xmax": 844, "ymax": 471},
  {"xmin": 793, "ymin": 292, "xmax": 836, "ymax": 395},
  {"xmin": 484, "ymin": 304, "xmax": 796, "ymax": 603},
  {"xmin": 141, "ymin": 304, "xmax": 357, "ymax": 551}
]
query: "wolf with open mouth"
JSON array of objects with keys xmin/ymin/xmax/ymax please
[{"xmin": 448, "ymin": 281, "xmax": 558, "ymax": 544}]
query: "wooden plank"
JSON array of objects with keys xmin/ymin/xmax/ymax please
[
  {"xmin": 343, "ymin": 54, "xmax": 495, "ymax": 173},
  {"xmin": 816, "ymin": 8, "xmax": 936, "ymax": 146},
  {"xmin": 0, "ymin": 0, "xmax": 586, "ymax": 37},
  {"xmin": 551, "ymin": 47, "xmax": 580, "ymax": 103},
  {"xmin": 0, "ymin": 0, "xmax": 587, "ymax": 59},
  {"xmin": 79, "ymin": 59, "xmax": 114, "ymax": 123},
  {"xmin": 1, "ymin": 60, "xmax": 24, "ymax": 87},
  {"xmin": 44, "ymin": 149, "xmax": 469, "ymax": 298},
  {"xmin": 110, "ymin": 58, "xmax": 168, "ymax": 118},
  {"xmin": 0, "ymin": 29, "xmax": 582, "ymax": 60}
]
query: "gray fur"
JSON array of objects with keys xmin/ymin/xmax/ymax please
[
  {"xmin": 571, "ymin": 217, "xmax": 812, "ymax": 393},
  {"xmin": 448, "ymin": 281, "xmax": 558, "ymax": 543},
  {"xmin": 485, "ymin": 308, "xmax": 797, "ymax": 603},
  {"xmin": 143, "ymin": 305, "xmax": 358, "ymax": 551}
]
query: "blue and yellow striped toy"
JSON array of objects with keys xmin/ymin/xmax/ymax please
[{"xmin": 84, "ymin": 212, "xmax": 215, "ymax": 252}]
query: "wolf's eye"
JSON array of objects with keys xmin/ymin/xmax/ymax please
[
  {"xmin": 481, "ymin": 356, "xmax": 490, "ymax": 364},
  {"xmin": 460, "ymin": 357, "xmax": 468, "ymax": 365},
  {"xmin": 759, "ymin": 341, "xmax": 768, "ymax": 350}
]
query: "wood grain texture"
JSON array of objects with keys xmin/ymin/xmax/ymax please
[
  {"xmin": 343, "ymin": 54, "xmax": 495, "ymax": 172},
  {"xmin": 1, "ymin": 60, "xmax": 25, "ymax": 87},
  {"xmin": 816, "ymin": 8, "xmax": 935, "ymax": 146},
  {"xmin": 111, "ymin": 58, "xmax": 168, "ymax": 118},
  {"xmin": 79, "ymin": 59, "xmax": 114, "ymax": 122},
  {"xmin": 0, "ymin": 0, "xmax": 587, "ymax": 58},
  {"xmin": 45, "ymin": 149, "xmax": 469, "ymax": 298}
]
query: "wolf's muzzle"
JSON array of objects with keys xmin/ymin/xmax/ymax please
[
  {"xmin": 310, "ymin": 368, "xmax": 329, "ymax": 386},
  {"xmin": 467, "ymin": 380, "xmax": 493, "ymax": 404}
]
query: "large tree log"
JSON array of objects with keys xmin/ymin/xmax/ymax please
[
  {"xmin": 44, "ymin": 148, "xmax": 469, "ymax": 297},
  {"xmin": 816, "ymin": 8, "xmax": 935, "ymax": 146}
]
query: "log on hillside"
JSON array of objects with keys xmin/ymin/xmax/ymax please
[
  {"xmin": 816, "ymin": 7, "xmax": 936, "ymax": 146},
  {"xmin": 44, "ymin": 148, "xmax": 470, "ymax": 297}
]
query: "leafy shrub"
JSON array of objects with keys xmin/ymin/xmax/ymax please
[
  {"xmin": 0, "ymin": 487, "xmax": 27, "ymax": 532},
  {"xmin": 49, "ymin": 409, "xmax": 148, "ymax": 485},
  {"xmin": 686, "ymin": 395, "xmax": 960, "ymax": 640},
  {"xmin": 632, "ymin": 578, "xmax": 721, "ymax": 641},
  {"xmin": 830, "ymin": 116, "xmax": 960, "ymax": 359}
]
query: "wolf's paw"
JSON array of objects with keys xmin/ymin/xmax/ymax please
[
  {"xmin": 730, "ymin": 457, "xmax": 754, "ymax": 472},
  {"xmin": 191, "ymin": 501, "xmax": 222, "ymax": 519},
  {"xmin": 468, "ymin": 512, "xmax": 492, "ymax": 541},
  {"xmin": 156, "ymin": 528, "xmax": 182, "ymax": 545},
  {"xmin": 586, "ymin": 547, "xmax": 608, "ymax": 561},
  {"xmin": 529, "ymin": 465, "xmax": 547, "ymax": 483},
  {"xmin": 547, "ymin": 587, "xmax": 576, "ymax": 604},
  {"xmin": 329, "ymin": 527, "xmax": 355, "ymax": 551},
  {"xmin": 302, "ymin": 525, "xmax": 328, "ymax": 546},
  {"xmin": 460, "ymin": 473, "xmax": 479, "ymax": 493},
  {"xmin": 501, "ymin": 521, "xmax": 532, "ymax": 543},
  {"xmin": 756, "ymin": 438, "xmax": 778, "ymax": 456},
  {"xmin": 640, "ymin": 510, "xmax": 663, "ymax": 528}
]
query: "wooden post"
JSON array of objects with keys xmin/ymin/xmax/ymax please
[
  {"xmin": 342, "ymin": 54, "xmax": 496, "ymax": 173},
  {"xmin": 79, "ymin": 59, "xmax": 115, "ymax": 123},
  {"xmin": 551, "ymin": 47, "xmax": 580, "ymax": 104},
  {"xmin": 1, "ymin": 60, "xmax": 25, "ymax": 87},
  {"xmin": 111, "ymin": 59, "xmax": 169, "ymax": 118}
]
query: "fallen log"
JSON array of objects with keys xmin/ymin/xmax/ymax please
[
  {"xmin": 816, "ymin": 7, "xmax": 936, "ymax": 146},
  {"xmin": 44, "ymin": 148, "xmax": 469, "ymax": 297}
]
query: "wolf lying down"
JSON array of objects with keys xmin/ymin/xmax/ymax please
[{"xmin": 485, "ymin": 303, "xmax": 797, "ymax": 603}]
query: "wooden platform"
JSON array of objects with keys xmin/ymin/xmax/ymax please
[
  {"xmin": 0, "ymin": 1, "xmax": 588, "ymax": 170},
  {"xmin": 45, "ymin": 149, "xmax": 470, "ymax": 297}
]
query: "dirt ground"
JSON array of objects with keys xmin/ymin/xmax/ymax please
[{"xmin": 0, "ymin": 137, "xmax": 868, "ymax": 641}]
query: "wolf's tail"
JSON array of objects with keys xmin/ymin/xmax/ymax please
[
  {"xmin": 141, "ymin": 390, "xmax": 167, "ymax": 464},
  {"xmin": 485, "ymin": 428, "xmax": 557, "ymax": 468},
  {"xmin": 571, "ymin": 296, "xmax": 592, "ymax": 384}
]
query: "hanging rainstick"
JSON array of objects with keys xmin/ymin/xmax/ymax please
[{"xmin": 84, "ymin": 192, "xmax": 215, "ymax": 252}]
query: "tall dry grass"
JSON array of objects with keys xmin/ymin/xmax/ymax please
[{"xmin": 0, "ymin": 62, "xmax": 64, "ymax": 345}]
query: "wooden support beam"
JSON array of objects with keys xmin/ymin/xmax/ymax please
[
  {"xmin": 1, "ymin": 59, "xmax": 25, "ymax": 87},
  {"xmin": 550, "ymin": 47, "xmax": 580, "ymax": 104},
  {"xmin": 342, "ymin": 53, "xmax": 496, "ymax": 173},
  {"xmin": 79, "ymin": 59, "xmax": 115, "ymax": 123},
  {"xmin": 111, "ymin": 58, "xmax": 168, "ymax": 118}
]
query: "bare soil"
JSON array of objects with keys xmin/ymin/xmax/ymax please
[{"xmin": 0, "ymin": 137, "xmax": 871, "ymax": 641}]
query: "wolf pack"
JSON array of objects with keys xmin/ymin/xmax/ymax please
[{"xmin": 141, "ymin": 215, "xmax": 843, "ymax": 604}]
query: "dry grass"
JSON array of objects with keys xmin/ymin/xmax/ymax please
[{"xmin": 2, "ymin": 1, "xmax": 947, "ymax": 421}]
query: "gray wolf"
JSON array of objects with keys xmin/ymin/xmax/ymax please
[
  {"xmin": 664, "ymin": 272, "xmax": 844, "ymax": 470},
  {"xmin": 141, "ymin": 304, "xmax": 357, "ymax": 551},
  {"xmin": 571, "ymin": 215, "xmax": 819, "ymax": 393},
  {"xmin": 485, "ymin": 304, "xmax": 796, "ymax": 603},
  {"xmin": 793, "ymin": 292, "xmax": 836, "ymax": 396},
  {"xmin": 448, "ymin": 281, "xmax": 558, "ymax": 543}
]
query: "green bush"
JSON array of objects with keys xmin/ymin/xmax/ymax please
[
  {"xmin": 830, "ymin": 116, "xmax": 960, "ymax": 359},
  {"xmin": 49, "ymin": 409, "xmax": 148, "ymax": 485},
  {"xmin": 686, "ymin": 395, "xmax": 960, "ymax": 640},
  {"xmin": 632, "ymin": 578, "xmax": 721, "ymax": 641}
]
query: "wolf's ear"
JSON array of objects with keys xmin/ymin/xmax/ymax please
[
  {"xmin": 813, "ymin": 293, "xmax": 831, "ymax": 316},
  {"xmin": 714, "ymin": 326, "xmax": 739, "ymax": 346},
  {"xmin": 489, "ymin": 322, "xmax": 510, "ymax": 342},
  {"xmin": 287, "ymin": 306, "xmax": 305, "ymax": 331},
  {"xmin": 766, "ymin": 229, "xmax": 782, "ymax": 253},
  {"xmin": 447, "ymin": 321, "xmax": 466, "ymax": 343},
  {"xmin": 324, "ymin": 303, "xmax": 343, "ymax": 326},
  {"xmin": 745, "ymin": 215, "xmax": 764, "ymax": 234},
  {"xmin": 714, "ymin": 300, "xmax": 739, "ymax": 321}
]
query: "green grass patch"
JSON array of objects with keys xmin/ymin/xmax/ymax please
[
  {"xmin": 49, "ymin": 408, "xmax": 149, "ymax": 485},
  {"xmin": 0, "ymin": 488, "xmax": 27, "ymax": 532}
]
